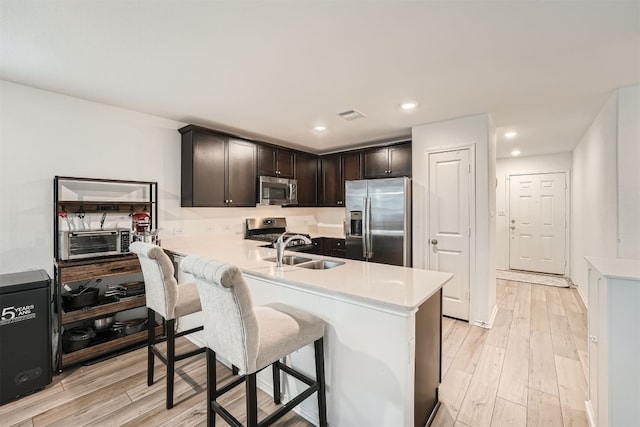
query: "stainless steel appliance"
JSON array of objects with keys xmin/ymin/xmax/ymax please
[
  {"xmin": 258, "ymin": 176, "xmax": 298, "ymax": 206},
  {"xmin": 59, "ymin": 229, "xmax": 131, "ymax": 260},
  {"xmin": 345, "ymin": 177, "xmax": 411, "ymax": 266},
  {"xmin": 245, "ymin": 217, "xmax": 311, "ymax": 249}
]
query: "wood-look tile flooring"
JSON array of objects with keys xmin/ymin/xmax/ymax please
[
  {"xmin": 433, "ymin": 279, "xmax": 589, "ymax": 427},
  {"xmin": 2, "ymin": 279, "xmax": 588, "ymax": 427},
  {"xmin": 1, "ymin": 339, "xmax": 312, "ymax": 427}
]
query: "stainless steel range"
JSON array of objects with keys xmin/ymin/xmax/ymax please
[{"xmin": 245, "ymin": 217, "xmax": 312, "ymax": 249}]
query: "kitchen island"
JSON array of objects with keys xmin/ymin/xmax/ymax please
[{"xmin": 162, "ymin": 236, "xmax": 452, "ymax": 427}]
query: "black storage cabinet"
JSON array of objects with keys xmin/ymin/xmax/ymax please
[{"xmin": 0, "ymin": 269, "xmax": 52, "ymax": 404}]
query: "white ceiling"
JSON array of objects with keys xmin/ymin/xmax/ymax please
[{"xmin": 1, "ymin": 1, "xmax": 639, "ymax": 158}]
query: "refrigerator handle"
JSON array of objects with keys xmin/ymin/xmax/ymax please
[{"xmin": 364, "ymin": 196, "xmax": 371, "ymax": 259}]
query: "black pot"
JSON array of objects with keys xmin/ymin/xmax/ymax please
[
  {"xmin": 63, "ymin": 327, "xmax": 96, "ymax": 353},
  {"xmin": 62, "ymin": 287, "xmax": 99, "ymax": 311}
]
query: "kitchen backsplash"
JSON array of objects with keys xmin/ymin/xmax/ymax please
[{"xmin": 160, "ymin": 206, "xmax": 346, "ymax": 238}]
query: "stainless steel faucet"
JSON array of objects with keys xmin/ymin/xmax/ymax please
[{"xmin": 275, "ymin": 232, "xmax": 312, "ymax": 266}]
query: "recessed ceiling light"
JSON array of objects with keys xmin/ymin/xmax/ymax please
[
  {"xmin": 401, "ymin": 102, "xmax": 417, "ymax": 110},
  {"xmin": 504, "ymin": 131, "xmax": 518, "ymax": 139},
  {"xmin": 511, "ymin": 149, "xmax": 521, "ymax": 156},
  {"xmin": 314, "ymin": 126, "xmax": 327, "ymax": 132}
]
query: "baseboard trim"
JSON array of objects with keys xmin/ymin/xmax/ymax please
[
  {"xmin": 576, "ymin": 285, "xmax": 588, "ymax": 310},
  {"xmin": 470, "ymin": 304, "xmax": 498, "ymax": 329},
  {"xmin": 585, "ymin": 400, "xmax": 596, "ymax": 427}
]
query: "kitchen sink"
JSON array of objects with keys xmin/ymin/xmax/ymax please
[
  {"xmin": 296, "ymin": 260, "xmax": 345, "ymax": 270},
  {"xmin": 263, "ymin": 255, "xmax": 312, "ymax": 265},
  {"xmin": 263, "ymin": 256, "xmax": 344, "ymax": 270}
]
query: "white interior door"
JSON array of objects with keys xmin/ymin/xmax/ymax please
[
  {"xmin": 509, "ymin": 172, "xmax": 566, "ymax": 275},
  {"xmin": 428, "ymin": 149, "xmax": 470, "ymax": 321}
]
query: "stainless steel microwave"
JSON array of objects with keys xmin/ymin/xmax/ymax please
[
  {"xmin": 258, "ymin": 176, "xmax": 298, "ymax": 206},
  {"xmin": 59, "ymin": 229, "xmax": 131, "ymax": 260}
]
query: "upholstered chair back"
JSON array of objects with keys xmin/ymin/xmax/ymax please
[
  {"xmin": 180, "ymin": 255, "xmax": 259, "ymax": 374},
  {"xmin": 129, "ymin": 242, "xmax": 179, "ymax": 320}
]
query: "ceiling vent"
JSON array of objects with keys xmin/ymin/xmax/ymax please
[{"xmin": 337, "ymin": 109, "xmax": 366, "ymax": 121}]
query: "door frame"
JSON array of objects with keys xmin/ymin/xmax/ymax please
[
  {"xmin": 426, "ymin": 144, "xmax": 476, "ymax": 321},
  {"xmin": 505, "ymin": 170, "xmax": 571, "ymax": 276}
]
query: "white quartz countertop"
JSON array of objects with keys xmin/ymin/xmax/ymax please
[
  {"xmin": 585, "ymin": 256, "xmax": 640, "ymax": 280},
  {"xmin": 162, "ymin": 235, "xmax": 452, "ymax": 312}
]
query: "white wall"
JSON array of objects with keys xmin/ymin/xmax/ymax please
[
  {"xmin": 571, "ymin": 93, "xmax": 618, "ymax": 300},
  {"xmin": 616, "ymin": 85, "xmax": 640, "ymax": 259},
  {"xmin": 0, "ymin": 81, "xmax": 336, "ymax": 276},
  {"xmin": 495, "ymin": 152, "xmax": 572, "ymax": 271},
  {"xmin": 412, "ymin": 114, "xmax": 497, "ymax": 327}
]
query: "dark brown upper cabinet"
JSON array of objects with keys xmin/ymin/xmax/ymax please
[
  {"xmin": 320, "ymin": 151, "xmax": 362, "ymax": 206},
  {"xmin": 180, "ymin": 125, "xmax": 256, "ymax": 207},
  {"xmin": 362, "ymin": 142, "xmax": 412, "ymax": 178},
  {"xmin": 294, "ymin": 152, "xmax": 319, "ymax": 207},
  {"xmin": 257, "ymin": 145, "xmax": 295, "ymax": 179}
]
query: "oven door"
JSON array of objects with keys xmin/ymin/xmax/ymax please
[{"xmin": 61, "ymin": 230, "xmax": 121, "ymax": 260}]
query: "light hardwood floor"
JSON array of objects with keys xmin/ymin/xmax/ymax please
[
  {"xmin": 2, "ymin": 279, "xmax": 588, "ymax": 427},
  {"xmin": 1, "ymin": 338, "xmax": 313, "ymax": 427},
  {"xmin": 433, "ymin": 279, "xmax": 589, "ymax": 427}
]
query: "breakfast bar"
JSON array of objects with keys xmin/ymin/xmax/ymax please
[{"xmin": 162, "ymin": 235, "xmax": 452, "ymax": 427}]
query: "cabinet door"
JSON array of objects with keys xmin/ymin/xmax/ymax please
[
  {"xmin": 192, "ymin": 132, "xmax": 226, "ymax": 207},
  {"xmin": 277, "ymin": 150, "xmax": 295, "ymax": 178},
  {"xmin": 227, "ymin": 139, "xmax": 257, "ymax": 207},
  {"xmin": 325, "ymin": 238, "xmax": 346, "ymax": 258},
  {"xmin": 257, "ymin": 145, "xmax": 278, "ymax": 177},
  {"xmin": 320, "ymin": 156, "xmax": 341, "ymax": 206},
  {"xmin": 308, "ymin": 238, "xmax": 324, "ymax": 255},
  {"xmin": 341, "ymin": 152, "xmax": 362, "ymax": 183},
  {"xmin": 295, "ymin": 153, "xmax": 318, "ymax": 206},
  {"xmin": 363, "ymin": 148, "xmax": 389, "ymax": 178},
  {"xmin": 388, "ymin": 143, "xmax": 412, "ymax": 177}
]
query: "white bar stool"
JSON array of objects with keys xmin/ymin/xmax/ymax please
[
  {"xmin": 130, "ymin": 241, "xmax": 207, "ymax": 410},
  {"xmin": 181, "ymin": 255, "xmax": 328, "ymax": 427}
]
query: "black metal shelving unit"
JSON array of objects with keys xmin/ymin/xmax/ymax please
[{"xmin": 52, "ymin": 176, "xmax": 159, "ymax": 372}]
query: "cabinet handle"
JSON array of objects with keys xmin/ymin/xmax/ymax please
[{"xmin": 229, "ymin": 199, "xmax": 233, "ymax": 203}]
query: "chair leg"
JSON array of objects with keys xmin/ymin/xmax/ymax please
[
  {"xmin": 314, "ymin": 338, "xmax": 328, "ymax": 427},
  {"xmin": 206, "ymin": 348, "xmax": 217, "ymax": 427},
  {"xmin": 147, "ymin": 308, "xmax": 156, "ymax": 386},
  {"xmin": 166, "ymin": 318, "xmax": 175, "ymax": 410},
  {"xmin": 246, "ymin": 373, "xmax": 258, "ymax": 427},
  {"xmin": 272, "ymin": 361, "xmax": 281, "ymax": 404}
]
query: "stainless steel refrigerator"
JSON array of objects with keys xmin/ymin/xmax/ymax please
[{"xmin": 345, "ymin": 177, "xmax": 411, "ymax": 266}]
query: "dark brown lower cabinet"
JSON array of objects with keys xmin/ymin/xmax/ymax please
[{"xmin": 414, "ymin": 288, "xmax": 442, "ymax": 426}]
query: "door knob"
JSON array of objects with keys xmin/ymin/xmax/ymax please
[
  {"xmin": 431, "ymin": 239, "xmax": 438, "ymax": 245},
  {"xmin": 510, "ymin": 226, "xmax": 516, "ymax": 230}
]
